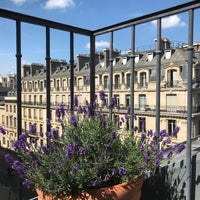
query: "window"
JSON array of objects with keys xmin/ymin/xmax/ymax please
[
  {"xmin": 14, "ymin": 118, "xmax": 16, "ymax": 128},
  {"xmin": 166, "ymin": 94, "xmax": 177, "ymax": 112},
  {"xmin": 126, "ymin": 94, "xmax": 130, "ymax": 108},
  {"xmin": 62, "ymin": 95, "xmax": 66, "ymax": 104},
  {"xmin": 126, "ymin": 74, "xmax": 130, "ymax": 88},
  {"xmin": 40, "ymin": 124, "xmax": 43, "ymax": 133},
  {"xmin": 34, "ymin": 95, "xmax": 37, "ymax": 105},
  {"xmin": 6, "ymin": 105, "xmax": 8, "ymax": 112},
  {"xmin": 29, "ymin": 95, "xmax": 31, "ymax": 103},
  {"xmin": 39, "ymin": 109, "xmax": 43, "ymax": 120},
  {"xmin": 114, "ymin": 75, "xmax": 120, "ymax": 89},
  {"xmin": 168, "ymin": 120, "xmax": 176, "ymax": 136},
  {"xmin": 28, "ymin": 109, "xmax": 31, "ymax": 118},
  {"xmin": 103, "ymin": 76, "xmax": 108, "ymax": 89},
  {"xmin": 14, "ymin": 105, "xmax": 16, "ymax": 113},
  {"xmin": 2, "ymin": 115, "xmax": 5, "ymax": 125},
  {"xmin": 147, "ymin": 53, "xmax": 154, "ymax": 62},
  {"xmin": 6, "ymin": 116, "xmax": 8, "ymax": 126},
  {"xmin": 39, "ymin": 95, "xmax": 42, "ymax": 104},
  {"xmin": 10, "ymin": 105, "xmax": 12, "ymax": 112},
  {"xmin": 56, "ymin": 95, "xmax": 60, "ymax": 104},
  {"xmin": 114, "ymin": 94, "xmax": 120, "ymax": 107},
  {"xmin": 34, "ymin": 109, "xmax": 37, "ymax": 119},
  {"xmin": 167, "ymin": 69, "xmax": 178, "ymax": 87},
  {"xmin": 140, "ymin": 72, "xmax": 147, "ymax": 88},
  {"xmin": 10, "ymin": 116, "xmax": 13, "ymax": 127},
  {"xmin": 139, "ymin": 94, "xmax": 146, "ymax": 110},
  {"xmin": 165, "ymin": 50, "xmax": 172, "ymax": 59},
  {"xmin": 24, "ymin": 121, "xmax": 27, "ymax": 132},
  {"xmin": 139, "ymin": 117, "xmax": 146, "ymax": 132},
  {"xmin": 78, "ymin": 78, "xmax": 83, "ymax": 90}
]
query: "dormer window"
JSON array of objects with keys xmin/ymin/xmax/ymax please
[
  {"xmin": 165, "ymin": 50, "xmax": 172, "ymax": 59},
  {"xmin": 147, "ymin": 53, "xmax": 154, "ymax": 62},
  {"xmin": 122, "ymin": 57, "xmax": 127, "ymax": 65},
  {"xmin": 135, "ymin": 55, "xmax": 140, "ymax": 63}
]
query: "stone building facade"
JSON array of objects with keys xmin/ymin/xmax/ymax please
[{"xmin": 1, "ymin": 38, "xmax": 200, "ymax": 149}]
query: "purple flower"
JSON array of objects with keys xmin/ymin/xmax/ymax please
[
  {"xmin": 125, "ymin": 114, "xmax": 129, "ymax": 120},
  {"xmin": 100, "ymin": 153, "xmax": 105, "ymax": 160},
  {"xmin": 102, "ymin": 116, "xmax": 107, "ymax": 127},
  {"xmin": 23, "ymin": 179, "xmax": 33, "ymax": 189},
  {"xmin": 160, "ymin": 129, "xmax": 166, "ymax": 137},
  {"xmin": 141, "ymin": 133, "xmax": 146, "ymax": 142},
  {"xmin": 40, "ymin": 132, "xmax": 44, "ymax": 137},
  {"xmin": 74, "ymin": 95, "xmax": 78, "ymax": 107},
  {"xmin": 40, "ymin": 145, "xmax": 50, "ymax": 155},
  {"xmin": 158, "ymin": 150, "xmax": 164, "ymax": 159},
  {"xmin": 104, "ymin": 143, "xmax": 110, "ymax": 149},
  {"xmin": 29, "ymin": 124, "xmax": 36, "ymax": 135},
  {"xmin": 55, "ymin": 107, "xmax": 60, "ymax": 119},
  {"xmin": 46, "ymin": 131, "xmax": 51, "ymax": 138},
  {"xmin": 112, "ymin": 169, "xmax": 117, "ymax": 175},
  {"xmin": 51, "ymin": 128, "xmax": 58, "ymax": 139},
  {"xmin": 172, "ymin": 126, "xmax": 179, "ymax": 138},
  {"xmin": 59, "ymin": 104, "xmax": 65, "ymax": 118},
  {"xmin": 78, "ymin": 106, "xmax": 83, "ymax": 113},
  {"xmin": 4, "ymin": 154, "xmax": 14, "ymax": 165},
  {"xmin": 79, "ymin": 147, "xmax": 86, "ymax": 156},
  {"xmin": 167, "ymin": 151, "xmax": 173, "ymax": 159},
  {"xmin": 118, "ymin": 167, "xmax": 127, "ymax": 176},
  {"xmin": 140, "ymin": 145, "xmax": 145, "ymax": 152},
  {"xmin": 147, "ymin": 129, "xmax": 153, "ymax": 137},
  {"xmin": 109, "ymin": 96, "xmax": 117, "ymax": 108},
  {"xmin": 46, "ymin": 118, "xmax": 51, "ymax": 127},
  {"xmin": 155, "ymin": 159, "xmax": 160, "ymax": 166},
  {"xmin": 176, "ymin": 143, "xmax": 185, "ymax": 154},
  {"xmin": 71, "ymin": 167, "xmax": 78, "ymax": 174},
  {"xmin": 104, "ymin": 174, "xmax": 110, "ymax": 181},
  {"xmin": 99, "ymin": 90, "xmax": 105, "ymax": 101},
  {"xmin": 110, "ymin": 130, "xmax": 116, "ymax": 140},
  {"xmin": 66, "ymin": 144, "xmax": 75, "ymax": 159},
  {"xmin": 127, "ymin": 106, "xmax": 131, "ymax": 114},
  {"xmin": 166, "ymin": 137, "xmax": 172, "ymax": 144},
  {"xmin": 0, "ymin": 126, "xmax": 6, "ymax": 134},
  {"xmin": 70, "ymin": 113, "xmax": 77, "ymax": 127},
  {"xmin": 12, "ymin": 160, "xmax": 27, "ymax": 178},
  {"xmin": 12, "ymin": 138, "xmax": 29, "ymax": 150}
]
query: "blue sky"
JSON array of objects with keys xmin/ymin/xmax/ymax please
[{"xmin": 0, "ymin": 0, "xmax": 198, "ymax": 76}]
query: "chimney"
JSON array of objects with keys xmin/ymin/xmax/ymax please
[
  {"xmin": 161, "ymin": 38, "xmax": 171, "ymax": 50},
  {"xmin": 22, "ymin": 64, "xmax": 31, "ymax": 77},
  {"xmin": 103, "ymin": 48, "xmax": 110, "ymax": 68},
  {"xmin": 77, "ymin": 54, "xmax": 90, "ymax": 71},
  {"xmin": 30, "ymin": 63, "xmax": 44, "ymax": 76}
]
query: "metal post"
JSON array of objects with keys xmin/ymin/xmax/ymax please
[
  {"xmin": 109, "ymin": 31, "xmax": 113, "ymax": 119},
  {"xmin": 46, "ymin": 27, "xmax": 51, "ymax": 123},
  {"xmin": 90, "ymin": 35, "xmax": 96, "ymax": 105},
  {"xmin": 16, "ymin": 19, "xmax": 22, "ymax": 200},
  {"xmin": 70, "ymin": 32, "xmax": 74, "ymax": 111},
  {"xmin": 186, "ymin": 8, "xmax": 194, "ymax": 200},
  {"xmin": 155, "ymin": 18, "xmax": 162, "ymax": 138},
  {"xmin": 130, "ymin": 25, "xmax": 135, "ymax": 135}
]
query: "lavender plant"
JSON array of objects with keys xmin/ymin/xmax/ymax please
[{"xmin": 1, "ymin": 90, "xmax": 185, "ymax": 198}]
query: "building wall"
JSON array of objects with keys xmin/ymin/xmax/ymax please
[{"xmin": 1, "ymin": 43, "xmax": 200, "ymax": 149}]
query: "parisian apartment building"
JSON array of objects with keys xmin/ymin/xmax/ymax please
[{"xmin": 1, "ymin": 38, "xmax": 200, "ymax": 149}]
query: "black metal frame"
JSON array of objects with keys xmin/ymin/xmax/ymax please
[{"xmin": 1, "ymin": 1, "xmax": 200, "ymax": 199}]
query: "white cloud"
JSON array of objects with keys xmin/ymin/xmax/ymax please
[
  {"xmin": 11, "ymin": 0, "xmax": 26, "ymax": 5},
  {"xmin": 151, "ymin": 15, "xmax": 186, "ymax": 28},
  {"xmin": 44, "ymin": 0, "xmax": 75, "ymax": 9},
  {"xmin": 86, "ymin": 40, "xmax": 110, "ymax": 49}
]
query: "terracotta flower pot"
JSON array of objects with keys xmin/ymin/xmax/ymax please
[{"xmin": 36, "ymin": 176, "xmax": 143, "ymax": 200}]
